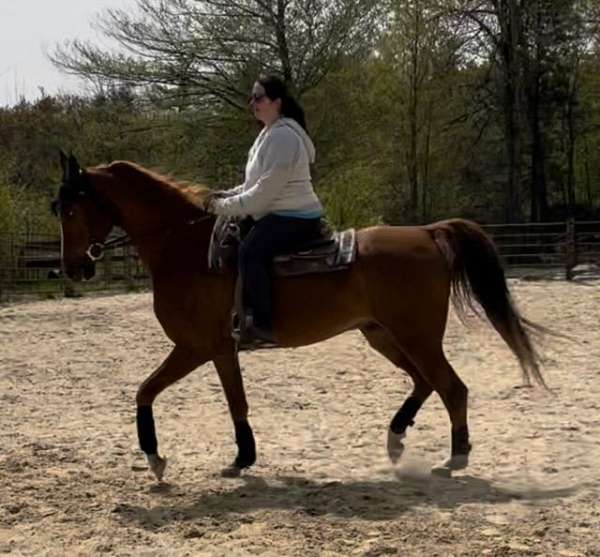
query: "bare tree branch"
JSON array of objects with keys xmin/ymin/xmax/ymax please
[{"xmin": 50, "ymin": 0, "xmax": 384, "ymax": 109}]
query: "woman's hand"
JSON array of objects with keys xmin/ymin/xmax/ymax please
[{"xmin": 204, "ymin": 190, "xmax": 228, "ymax": 213}]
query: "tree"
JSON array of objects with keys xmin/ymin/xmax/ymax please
[
  {"xmin": 441, "ymin": 0, "xmax": 600, "ymax": 221},
  {"xmin": 51, "ymin": 0, "xmax": 383, "ymax": 109},
  {"xmin": 380, "ymin": 0, "xmax": 467, "ymax": 222}
]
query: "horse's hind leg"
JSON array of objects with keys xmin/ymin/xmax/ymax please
[
  {"xmin": 136, "ymin": 345, "xmax": 208, "ymax": 480},
  {"xmin": 401, "ymin": 341, "xmax": 471, "ymax": 474},
  {"xmin": 360, "ymin": 323, "xmax": 433, "ymax": 464}
]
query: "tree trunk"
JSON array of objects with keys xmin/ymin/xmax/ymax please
[
  {"xmin": 583, "ymin": 133, "xmax": 593, "ymax": 207},
  {"xmin": 422, "ymin": 96, "xmax": 433, "ymax": 222},
  {"xmin": 275, "ymin": 0, "xmax": 294, "ymax": 89},
  {"xmin": 498, "ymin": 0, "xmax": 525, "ymax": 222},
  {"xmin": 529, "ymin": 73, "xmax": 549, "ymax": 221},
  {"xmin": 406, "ymin": 1, "xmax": 420, "ymax": 221},
  {"xmin": 527, "ymin": 3, "xmax": 548, "ymax": 222},
  {"xmin": 565, "ymin": 71, "xmax": 578, "ymax": 218}
]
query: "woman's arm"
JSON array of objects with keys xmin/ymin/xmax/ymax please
[
  {"xmin": 211, "ymin": 129, "xmax": 298, "ymax": 216},
  {"xmin": 227, "ymin": 184, "xmax": 245, "ymax": 195}
]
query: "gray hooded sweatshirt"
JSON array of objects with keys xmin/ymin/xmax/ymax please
[{"xmin": 212, "ymin": 117, "xmax": 323, "ymax": 220}]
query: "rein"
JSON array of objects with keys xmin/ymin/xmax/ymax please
[{"xmin": 85, "ymin": 214, "xmax": 214, "ymax": 263}]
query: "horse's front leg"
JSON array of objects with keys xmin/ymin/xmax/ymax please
[
  {"xmin": 136, "ymin": 345, "xmax": 208, "ymax": 481},
  {"xmin": 212, "ymin": 351, "xmax": 256, "ymax": 477}
]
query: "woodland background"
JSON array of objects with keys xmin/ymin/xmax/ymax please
[{"xmin": 2, "ymin": 0, "xmax": 600, "ymax": 238}]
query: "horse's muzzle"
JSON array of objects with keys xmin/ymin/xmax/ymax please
[{"xmin": 64, "ymin": 260, "xmax": 96, "ymax": 281}]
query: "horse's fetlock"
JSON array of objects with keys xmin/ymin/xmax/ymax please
[{"xmin": 451, "ymin": 425, "xmax": 471, "ymax": 456}]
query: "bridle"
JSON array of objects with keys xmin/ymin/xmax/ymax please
[
  {"xmin": 53, "ymin": 180, "xmax": 123, "ymax": 264},
  {"xmin": 54, "ymin": 170, "xmax": 214, "ymax": 266}
]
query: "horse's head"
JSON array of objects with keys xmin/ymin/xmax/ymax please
[{"xmin": 52, "ymin": 152, "xmax": 114, "ymax": 281}]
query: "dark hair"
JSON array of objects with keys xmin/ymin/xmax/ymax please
[{"xmin": 258, "ymin": 75, "xmax": 307, "ymax": 131}]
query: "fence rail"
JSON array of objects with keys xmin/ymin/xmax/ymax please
[
  {"xmin": 1, "ymin": 220, "xmax": 600, "ymax": 303},
  {"xmin": 0, "ymin": 231, "xmax": 150, "ymax": 303},
  {"xmin": 481, "ymin": 220, "xmax": 600, "ymax": 279}
]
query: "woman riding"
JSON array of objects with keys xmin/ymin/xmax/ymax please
[{"xmin": 207, "ymin": 75, "xmax": 324, "ymax": 343}]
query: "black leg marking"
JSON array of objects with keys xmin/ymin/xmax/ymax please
[
  {"xmin": 390, "ymin": 396, "xmax": 423, "ymax": 434},
  {"xmin": 234, "ymin": 420, "xmax": 256, "ymax": 468},
  {"xmin": 451, "ymin": 426, "xmax": 471, "ymax": 456},
  {"xmin": 137, "ymin": 405, "xmax": 158, "ymax": 454}
]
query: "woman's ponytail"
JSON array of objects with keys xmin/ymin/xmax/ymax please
[
  {"xmin": 280, "ymin": 96, "xmax": 307, "ymax": 131},
  {"xmin": 258, "ymin": 75, "xmax": 308, "ymax": 132}
]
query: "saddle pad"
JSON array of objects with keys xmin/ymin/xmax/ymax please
[{"xmin": 273, "ymin": 228, "xmax": 357, "ymax": 276}]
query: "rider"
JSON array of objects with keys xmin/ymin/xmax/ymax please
[{"xmin": 207, "ymin": 75, "xmax": 324, "ymax": 342}]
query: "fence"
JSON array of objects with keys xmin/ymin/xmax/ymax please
[
  {"xmin": 481, "ymin": 220, "xmax": 600, "ymax": 280},
  {"xmin": 0, "ymin": 230, "xmax": 149, "ymax": 303},
  {"xmin": 1, "ymin": 220, "xmax": 600, "ymax": 303}
]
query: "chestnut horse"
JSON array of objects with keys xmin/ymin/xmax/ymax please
[{"xmin": 53, "ymin": 153, "xmax": 545, "ymax": 481}]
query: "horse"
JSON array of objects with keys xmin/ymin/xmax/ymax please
[{"xmin": 53, "ymin": 152, "xmax": 546, "ymax": 481}]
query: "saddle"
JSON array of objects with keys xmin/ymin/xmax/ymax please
[{"xmin": 208, "ymin": 216, "xmax": 357, "ymax": 276}]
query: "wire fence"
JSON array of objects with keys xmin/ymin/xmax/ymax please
[
  {"xmin": 0, "ymin": 230, "xmax": 150, "ymax": 303},
  {"xmin": 483, "ymin": 220, "xmax": 600, "ymax": 279},
  {"xmin": 1, "ymin": 220, "xmax": 600, "ymax": 303}
]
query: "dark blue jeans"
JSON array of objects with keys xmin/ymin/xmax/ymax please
[{"xmin": 239, "ymin": 214, "xmax": 322, "ymax": 329}]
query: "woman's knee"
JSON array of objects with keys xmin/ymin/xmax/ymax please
[
  {"xmin": 240, "ymin": 233, "xmax": 273, "ymax": 263},
  {"xmin": 239, "ymin": 240, "xmax": 259, "ymax": 265}
]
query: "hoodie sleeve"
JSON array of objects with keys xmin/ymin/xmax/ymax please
[
  {"xmin": 227, "ymin": 184, "xmax": 244, "ymax": 195},
  {"xmin": 212, "ymin": 128, "xmax": 298, "ymax": 216}
]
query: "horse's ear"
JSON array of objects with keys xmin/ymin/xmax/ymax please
[
  {"xmin": 68, "ymin": 154, "xmax": 81, "ymax": 178},
  {"xmin": 59, "ymin": 150, "xmax": 69, "ymax": 179}
]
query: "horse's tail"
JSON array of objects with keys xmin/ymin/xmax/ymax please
[{"xmin": 427, "ymin": 218, "xmax": 547, "ymax": 389}]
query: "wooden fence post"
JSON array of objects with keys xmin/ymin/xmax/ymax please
[{"xmin": 565, "ymin": 218, "xmax": 577, "ymax": 281}]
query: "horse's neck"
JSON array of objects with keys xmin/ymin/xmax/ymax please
[{"xmin": 92, "ymin": 166, "xmax": 209, "ymax": 271}]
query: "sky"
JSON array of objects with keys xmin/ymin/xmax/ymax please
[{"xmin": 0, "ymin": 0, "xmax": 135, "ymax": 107}]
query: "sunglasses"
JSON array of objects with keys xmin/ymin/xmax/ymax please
[{"xmin": 249, "ymin": 93, "xmax": 268, "ymax": 103}]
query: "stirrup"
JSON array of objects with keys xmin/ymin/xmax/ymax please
[
  {"xmin": 232, "ymin": 312, "xmax": 277, "ymax": 348},
  {"xmin": 231, "ymin": 313, "xmax": 242, "ymax": 342},
  {"xmin": 246, "ymin": 323, "xmax": 275, "ymax": 343}
]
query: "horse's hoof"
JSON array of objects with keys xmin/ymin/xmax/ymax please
[
  {"xmin": 431, "ymin": 466, "xmax": 452, "ymax": 478},
  {"xmin": 233, "ymin": 451, "xmax": 256, "ymax": 469},
  {"xmin": 432, "ymin": 453, "xmax": 469, "ymax": 476},
  {"xmin": 387, "ymin": 429, "xmax": 406, "ymax": 464},
  {"xmin": 220, "ymin": 465, "xmax": 242, "ymax": 478},
  {"xmin": 147, "ymin": 454, "xmax": 167, "ymax": 481}
]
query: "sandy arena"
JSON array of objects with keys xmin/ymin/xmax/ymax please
[{"xmin": 1, "ymin": 278, "xmax": 599, "ymax": 556}]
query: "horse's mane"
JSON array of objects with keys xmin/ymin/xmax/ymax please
[{"xmin": 102, "ymin": 160, "xmax": 211, "ymax": 210}]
